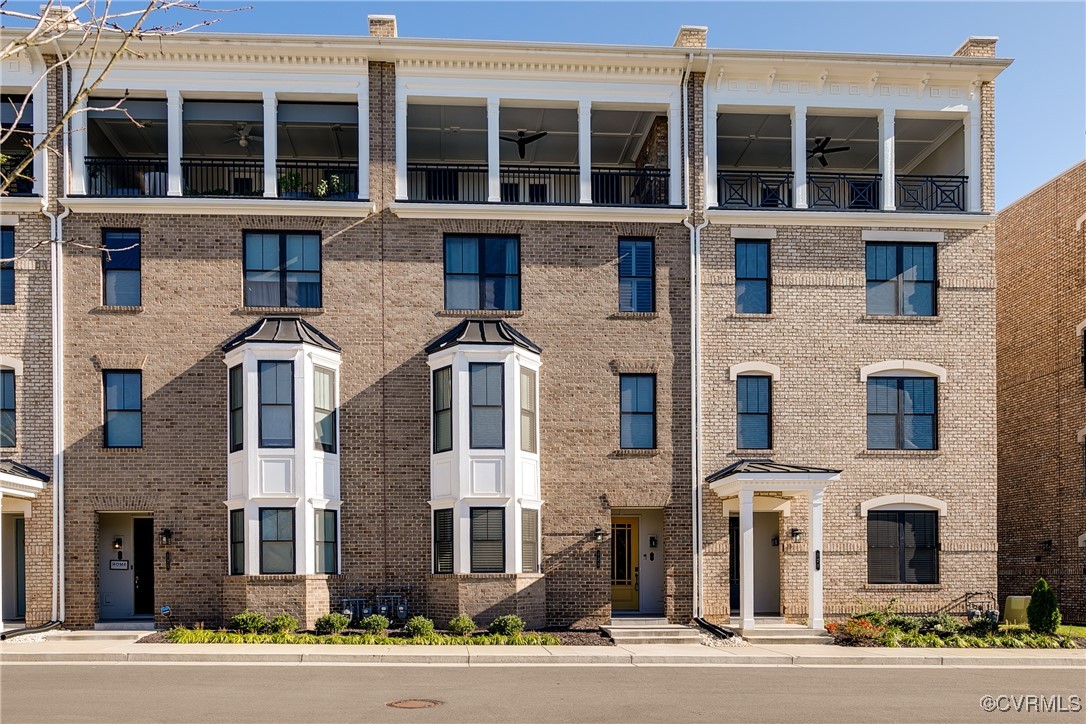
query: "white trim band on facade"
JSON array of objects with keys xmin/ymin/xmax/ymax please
[
  {"xmin": 729, "ymin": 227, "xmax": 777, "ymax": 239},
  {"xmin": 1076, "ymin": 320, "xmax": 1086, "ymax": 337},
  {"xmin": 860, "ymin": 359, "xmax": 948, "ymax": 383},
  {"xmin": 720, "ymin": 496, "xmax": 791, "ymax": 516},
  {"xmin": 0, "ymin": 215, "xmax": 20, "ymax": 226},
  {"xmin": 389, "ymin": 202, "xmax": 689, "ymax": 223},
  {"xmin": 861, "ymin": 230, "xmax": 945, "ymax": 243},
  {"xmin": 707, "ymin": 209, "xmax": 995, "ymax": 230},
  {"xmin": 0, "ymin": 199, "xmax": 42, "ymax": 215},
  {"xmin": 0, "ymin": 356, "xmax": 24, "ymax": 376},
  {"xmin": 860, "ymin": 493, "xmax": 948, "ymax": 517},
  {"xmin": 60, "ymin": 197, "xmax": 377, "ymax": 218},
  {"xmin": 0, "ymin": 472, "xmax": 45, "ymax": 499},
  {"xmin": 729, "ymin": 361, "xmax": 781, "ymax": 381}
]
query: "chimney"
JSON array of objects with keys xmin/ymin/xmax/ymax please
[
  {"xmin": 953, "ymin": 36, "xmax": 998, "ymax": 58},
  {"xmin": 673, "ymin": 25, "xmax": 707, "ymax": 49},
  {"xmin": 368, "ymin": 14, "xmax": 398, "ymax": 39},
  {"xmin": 40, "ymin": 4, "xmax": 78, "ymax": 31}
]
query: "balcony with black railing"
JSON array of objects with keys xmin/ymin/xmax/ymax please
[
  {"xmin": 276, "ymin": 160, "xmax": 358, "ymax": 200},
  {"xmin": 0, "ymin": 155, "xmax": 35, "ymax": 196},
  {"xmin": 181, "ymin": 158, "xmax": 264, "ymax": 197},
  {"xmin": 716, "ymin": 170, "xmax": 793, "ymax": 209},
  {"xmin": 807, "ymin": 172, "xmax": 881, "ymax": 211},
  {"xmin": 85, "ymin": 157, "xmax": 168, "ymax": 196},
  {"xmin": 895, "ymin": 174, "xmax": 967, "ymax": 212}
]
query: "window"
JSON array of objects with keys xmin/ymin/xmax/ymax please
[
  {"xmin": 229, "ymin": 509, "xmax": 244, "ymax": 575},
  {"xmin": 471, "ymin": 507, "xmax": 505, "ymax": 573},
  {"xmin": 867, "ymin": 510, "xmax": 938, "ymax": 584},
  {"xmin": 104, "ymin": 371, "xmax": 142, "ymax": 448},
  {"xmin": 444, "ymin": 235, "xmax": 520, "ymax": 311},
  {"xmin": 522, "ymin": 508, "xmax": 539, "ymax": 573},
  {"xmin": 258, "ymin": 361, "xmax": 293, "ymax": 448},
  {"xmin": 735, "ymin": 240, "xmax": 770, "ymax": 314},
  {"xmin": 314, "ymin": 366, "xmax": 336, "ymax": 453},
  {"xmin": 618, "ymin": 238, "xmax": 654, "ymax": 313},
  {"xmin": 866, "ymin": 243, "xmax": 935, "ymax": 316},
  {"xmin": 736, "ymin": 375, "xmax": 771, "ymax": 449},
  {"xmin": 519, "ymin": 367, "xmax": 537, "ymax": 453},
  {"xmin": 0, "ymin": 369, "xmax": 13, "ymax": 447},
  {"xmin": 259, "ymin": 507, "xmax": 295, "ymax": 574},
  {"xmin": 867, "ymin": 377, "xmax": 937, "ymax": 450},
  {"xmin": 1, "ymin": 226, "xmax": 13, "ymax": 305},
  {"xmin": 101, "ymin": 229, "xmax": 141, "ymax": 307},
  {"xmin": 315, "ymin": 510, "xmax": 338, "ymax": 574},
  {"xmin": 228, "ymin": 365, "xmax": 243, "ymax": 452},
  {"xmin": 433, "ymin": 508, "xmax": 453, "ymax": 574},
  {"xmin": 469, "ymin": 363, "xmax": 503, "ymax": 449},
  {"xmin": 433, "ymin": 366, "xmax": 452, "ymax": 453},
  {"xmin": 243, "ymin": 232, "xmax": 321, "ymax": 308},
  {"xmin": 620, "ymin": 374, "xmax": 655, "ymax": 449}
]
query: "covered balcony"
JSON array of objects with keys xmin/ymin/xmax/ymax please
[
  {"xmin": 1, "ymin": 94, "xmax": 36, "ymax": 196},
  {"xmin": 84, "ymin": 97, "xmax": 168, "ymax": 197}
]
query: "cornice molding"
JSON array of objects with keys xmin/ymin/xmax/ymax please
[
  {"xmin": 396, "ymin": 57, "xmax": 683, "ymax": 80},
  {"xmin": 69, "ymin": 49, "xmax": 368, "ymax": 69},
  {"xmin": 390, "ymin": 202, "xmax": 689, "ymax": 223}
]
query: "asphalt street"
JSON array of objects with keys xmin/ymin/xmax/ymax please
[{"xmin": 1, "ymin": 664, "xmax": 1083, "ymax": 723}]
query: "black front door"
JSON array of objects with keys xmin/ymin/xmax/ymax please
[
  {"xmin": 132, "ymin": 518, "xmax": 154, "ymax": 615},
  {"xmin": 729, "ymin": 515, "xmax": 739, "ymax": 612}
]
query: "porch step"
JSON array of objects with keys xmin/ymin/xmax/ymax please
[
  {"xmin": 723, "ymin": 623, "xmax": 833, "ymax": 645},
  {"xmin": 52, "ymin": 630, "xmax": 148, "ymax": 641},
  {"xmin": 601, "ymin": 623, "xmax": 703, "ymax": 646},
  {"xmin": 94, "ymin": 621, "xmax": 155, "ymax": 631}
]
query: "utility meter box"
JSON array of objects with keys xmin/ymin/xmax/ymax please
[{"xmin": 1003, "ymin": 595, "xmax": 1031, "ymax": 625}]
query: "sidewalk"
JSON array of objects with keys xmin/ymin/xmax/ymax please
[{"xmin": 2, "ymin": 636, "xmax": 1083, "ymax": 667}]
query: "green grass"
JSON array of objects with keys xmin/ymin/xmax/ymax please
[
  {"xmin": 165, "ymin": 627, "xmax": 560, "ymax": 646},
  {"xmin": 1001, "ymin": 623, "xmax": 1086, "ymax": 639}
]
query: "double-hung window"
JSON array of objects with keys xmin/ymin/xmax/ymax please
[
  {"xmin": 618, "ymin": 238, "xmax": 654, "ymax": 313},
  {"xmin": 444, "ymin": 235, "xmax": 520, "ymax": 311},
  {"xmin": 736, "ymin": 375, "xmax": 771, "ymax": 449},
  {"xmin": 102, "ymin": 229, "xmax": 141, "ymax": 306},
  {"xmin": 433, "ymin": 508, "xmax": 453, "ymax": 574},
  {"xmin": 735, "ymin": 240, "xmax": 770, "ymax": 314},
  {"xmin": 867, "ymin": 510, "xmax": 938, "ymax": 584},
  {"xmin": 522, "ymin": 508, "xmax": 540, "ymax": 573},
  {"xmin": 469, "ymin": 362, "xmax": 503, "ymax": 449},
  {"xmin": 519, "ymin": 367, "xmax": 537, "ymax": 453},
  {"xmin": 0, "ymin": 369, "xmax": 14, "ymax": 447},
  {"xmin": 314, "ymin": 367, "xmax": 336, "ymax": 453},
  {"xmin": 258, "ymin": 361, "xmax": 293, "ymax": 448},
  {"xmin": 866, "ymin": 243, "xmax": 935, "ymax": 316},
  {"xmin": 867, "ymin": 377, "xmax": 937, "ymax": 450},
  {"xmin": 229, "ymin": 509, "xmax": 244, "ymax": 575},
  {"xmin": 259, "ymin": 507, "xmax": 295, "ymax": 574},
  {"xmin": 315, "ymin": 510, "xmax": 338, "ymax": 574},
  {"xmin": 228, "ymin": 365, "xmax": 243, "ymax": 452},
  {"xmin": 1, "ymin": 226, "xmax": 14, "ymax": 305},
  {"xmin": 470, "ymin": 507, "xmax": 505, "ymax": 573},
  {"xmin": 619, "ymin": 374, "xmax": 656, "ymax": 449},
  {"xmin": 432, "ymin": 366, "xmax": 452, "ymax": 453},
  {"xmin": 104, "ymin": 371, "xmax": 142, "ymax": 448},
  {"xmin": 243, "ymin": 232, "xmax": 321, "ymax": 308}
]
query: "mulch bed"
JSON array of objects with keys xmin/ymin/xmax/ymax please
[
  {"xmin": 135, "ymin": 631, "xmax": 169, "ymax": 644},
  {"xmin": 137, "ymin": 628, "xmax": 613, "ymax": 645}
]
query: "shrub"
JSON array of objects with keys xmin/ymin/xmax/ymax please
[
  {"xmin": 315, "ymin": 612, "xmax": 350, "ymax": 636},
  {"xmin": 488, "ymin": 615, "xmax": 525, "ymax": 636},
  {"xmin": 359, "ymin": 614, "xmax": 390, "ymax": 635},
  {"xmin": 964, "ymin": 617, "xmax": 999, "ymax": 636},
  {"xmin": 887, "ymin": 614, "xmax": 922, "ymax": 633},
  {"xmin": 228, "ymin": 610, "xmax": 267, "ymax": 634},
  {"xmin": 404, "ymin": 616, "xmax": 435, "ymax": 638},
  {"xmin": 447, "ymin": 615, "xmax": 476, "ymax": 636},
  {"xmin": 1026, "ymin": 578, "xmax": 1062, "ymax": 635},
  {"xmin": 919, "ymin": 613, "xmax": 961, "ymax": 635},
  {"xmin": 825, "ymin": 617, "xmax": 885, "ymax": 646},
  {"xmin": 266, "ymin": 614, "xmax": 299, "ymax": 634}
]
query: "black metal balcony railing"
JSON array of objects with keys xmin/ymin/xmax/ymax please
[
  {"xmin": 181, "ymin": 158, "xmax": 265, "ymax": 197},
  {"xmin": 85, "ymin": 157, "xmax": 168, "ymax": 196},
  {"xmin": 407, "ymin": 163, "xmax": 488, "ymax": 203},
  {"xmin": 592, "ymin": 167, "xmax": 669, "ymax": 206},
  {"xmin": 0, "ymin": 155, "xmax": 35, "ymax": 196},
  {"xmin": 895, "ymin": 174, "xmax": 967, "ymax": 212},
  {"xmin": 716, "ymin": 170, "xmax": 793, "ymax": 209},
  {"xmin": 276, "ymin": 160, "xmax": 358, "ymax": 200},
  {"xmin": 807, "ymin": 172, "xmax": 881, "ymax": 210},
  {"xmin": 499, "ymin": 164, "xmax": 579, "ymax": 204}
]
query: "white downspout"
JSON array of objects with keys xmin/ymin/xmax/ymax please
[{"xmin": 55, "ymin": 55, "xmax": 71, "ymax": 623}]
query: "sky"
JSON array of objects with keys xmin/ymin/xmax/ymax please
[{"xmin": 6, "ymin": 1, "xmax": 1085, "ymax": 207}]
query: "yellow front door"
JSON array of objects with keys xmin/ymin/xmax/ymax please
[{"xmin": 610, "ymin": 517, "xmax": 639, "ymax": 611}]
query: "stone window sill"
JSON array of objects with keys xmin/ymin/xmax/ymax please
[
  {"xmin": 609, "ymin": 311, "xmax": 659, "ymax": 320},
  {"xmin": 729, "ymin": 313, "xmax": 776, "ymax": 320},
  {"xmin": 860, "ymin": 314, "xmax": 942, "ymax": 324},
  {"xmin": 435, "ymin": 309, "xmax": 524, "ymax": 318},
  {"xmin": 93, "ymin": 305, "xmax": 143, "ymax": 314},
  {"xmin": 0, "ymin": 305, "xmax": 18, "ymax": 312},
  {"xmin": 237, "ymin": 306, "xmax": 323, "ymax": 315},
  {"xmin": 859, "ymin": 449, "xmax": 941, "ymax": 458},
  {"xmin": 99, "ymin": 447, "xmax": 144, "ymax": 454},
  {"xmin": 611, "ymin": 448, "xmax": 660, "ymax": 458},
  {"xmin": 862, "ymin": 584, "xmax": 944, "ymax": 591},
  {"xmin": 734, "ymin": 449, "xmax": 774, "ymax": 456}
]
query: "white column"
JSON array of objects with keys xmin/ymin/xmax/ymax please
[
  {"xmin": 262, "ymin": 91, "xmax": 278, "ymax": 198},
  {"xmin": 68, "ymin": 97, "xmax": 87, "ymax": 196},
  {"xmin": 486, "ymin": 98, "xmax": 501, "ymax": 203},
  {"xmin": 966, "ymin": 113, "xmax": 982, "ymax": 212},
  {"xmin": 704, "ymin": 100, "xmax": 718, "ymax": 209},
  {"xmin": 357, "ymin": 85, "xmax": 369, "ymax": 200},
  {"xmin": 394, "ymin": 98, "xmax": 408, "ymax": 201},
  {"xmin": 791, "ymin": 105, "xmax": 807, "ymax": 209},
  {"xmin": 739, "ymin": 489, "xmax": 755, "ymax": 631},
  {"xmin": 667, "ymin": 99, "xmax": 681, "ymax": 206},
  {"xmin": 31, "ymin": 61, "xmax": 48, "ymax": 196},
  {"xmin": 808, "ymin": 488, "xmax": 825, "ymax": 631},
  {"xmin": 578, "ymin": 99, "xmax": 592, "ymax": 204},
  {"xmin": 166, "ymin": 90, "xmax": 183, "ymax": 197},
  {"xmin": 879, "ymin": 109, "xmax": 896, "ymax": 211}
]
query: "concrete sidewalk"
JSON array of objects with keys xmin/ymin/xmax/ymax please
[{"xmin": 2, "ymin": 635, "xmax": 1083, "ymax": 667}]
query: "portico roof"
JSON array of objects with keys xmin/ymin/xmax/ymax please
[
  {"xmin": 706, "ymin": 459, "xmax": 841, "ymax": 497},
  {"xmin": 223, "ymin": 316, "xmax": 341, "ymax": 353},
  {"xmin": 425, "ymin": 319, "xmax": 542, "ymax": 355},
  {"xmin": 0, "ymin": 459, "xmax": 49, "ymax": 498}
]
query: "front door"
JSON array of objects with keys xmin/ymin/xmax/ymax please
[
  {"xmin": 610, "ymin": 517, "xmax": 639, "ymax": 612},
  {"xmin": 132, "ymin": 518, "xmax": 154, "ymax": 615}
]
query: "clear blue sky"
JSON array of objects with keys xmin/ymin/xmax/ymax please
[{"xmin": 7, "ymin": 1, "xmax": 1084, "ymax": 206}]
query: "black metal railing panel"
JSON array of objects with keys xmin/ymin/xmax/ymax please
[
  {"xmin": 276, "ymin": 160, "xmax": 359, "ymax": 200},
  {"xmin": 406, "ymin": 163, "xmax": 488, "ymax": 203},
  {"xmin": 591, "ymin": 167, "xmax": 669, "ymax": 206},
  {"xmin": 895, "ymin": 174, "xmax": 967, "ymax": 212},
  {"xmin": 807, "ymin": 172, "xmax": 881, "ymax": 210},
  {"xmin": 84, "ymin": 157, "xmax": 168, "ymax": 197},
  {"xmin": 181, "ymin": 158, "xmax": 264, "ymax": 197},
  {"xmin": 498, "ymin": 165, "xmax": 579, "ymax": 204},
  {"xmin": 715, "ymin": 170, "xmax": 793, "ymax": 209},
  {"xmin": 0, "ymin": 155, "xmax": 35, "ymax": 196}
]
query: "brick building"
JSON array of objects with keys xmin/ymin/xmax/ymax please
[
  {"xmin": 996, "ymin": 160, "xmax": 1086, "ymax": 624},
  {"xmin": 0, "ymin": 17, "xmax": 1010, "ymax": 633}
]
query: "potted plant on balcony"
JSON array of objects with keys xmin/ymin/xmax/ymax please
[
  {"xmin": 316, "ymin": 173, "xmax": 348, "ymax": 200},
  {"xmin": 279, "ymin": 171, "xmax": 306, "ymax": 199}
]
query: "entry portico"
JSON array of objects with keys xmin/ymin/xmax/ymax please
[
  {"xmin": 1, "ymin": 461, "xmax": 48, "ymax": 629},
  {"xmin": 706, "ymin": 460, "xmax": 841, "ymax": 632}
]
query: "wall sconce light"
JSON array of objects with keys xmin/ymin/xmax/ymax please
[
  {"xmin": 592, "ymin": 527, "xmax": 606, "ymax": 542},
  {"xmin": 790, "ymin": 528, "xmax": 802, "ymax": 543},
  {"xmin": 159, "ymin": 529, "xmax": 174, "ymax": 546},
  {"xmin": 112, "ymin": 537, "xmax": 123, "ymax": 551},
  {"xmin": 770, "ymin": 535, "xmax": 780, "ymax": 547}
]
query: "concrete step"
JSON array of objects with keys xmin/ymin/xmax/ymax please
[
  {"xmin": 608, "ymin": 634, "xmax": 704, "ymax": 646},
  {"xmin": 54, "ymin": 630, "xmax": 148, "ymax": 641},
  {"xmin": 607, "ymin": 617, "xmax": 670, "ymax": 627},
  {"xmin": 94, "ymin": 621, "xmax": 155, "ymax": 631},
  {"xmin": 741, "ymin": 633, "xmax": 833, "ymax": 645},
  {"xmin": 602, "ymin": 623, "xmax": 703, "ymax": 646}
]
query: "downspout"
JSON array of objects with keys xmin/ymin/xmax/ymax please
[
  {"xmin": 55, "ymin": 54, "xmax": 71, "ymax": 624},
  {"xmin": 694, "ymin": 55, "xmax": 712, "ymax": 620}
]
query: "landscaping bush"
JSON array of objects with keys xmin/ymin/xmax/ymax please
[
  {"xmin": 488, "ymin": 615, "xmax": 526, "ymax": 636},
  {"xmin": 228, "ymin": 610, "xmax": 267, "ymax": 634},
  {"xmin": 447, "ymin": 615, "xmax": 476, "ymax": 636},
  {"xmin": 359, "ymin": 614, "xmax": 390, "ymax": 635},
  {"xmin": 825, "ymin": 617, "xmax": 886, "ymax": 646},
  {"xmin": 886, "ymin": 614, "xmax": 922, "ymax": 633},
  {"xmin": 266, "ymin": 614, "xmax": 299, "ymax": 634},
  {"xmin": 315, "ymin": 612, "xmax": 350, "ymax": 636},
  {"xmin": 1026, "ymin": 578, "xmax": 1062, "ymax": 635},
  {"xmin": 404, "ymin": 616, "xmax": 435, "ymax": 638},
  {"xmin": 964, "ymin": 617, "xmax": 999, "ymax": 636},
  {"xmin": 919, "ymin": 613, "xmax": 962, "ymax": 635},
  {"xmin": 164, "ymin": 627, "xmax": 561, "ymax": 646}
]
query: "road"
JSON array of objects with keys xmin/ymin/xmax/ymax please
[{"xmin": 1, "ymin": 664, "xmax": 1083, "ymax": 723}]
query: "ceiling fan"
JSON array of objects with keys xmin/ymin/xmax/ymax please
[
  {"xmin": 222, "ymin": 123, "xmax": 263, "ymax": 155},
  {"xmin": 807, "ymin": 136, "xmax": 850, "ymax": 167},
  {"xmin": 500, "ymin": 129, "xmax": 547, "ymax": 159}
]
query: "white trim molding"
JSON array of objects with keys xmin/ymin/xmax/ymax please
[
  {"xmin": 729, "ymin": 361, "xmax": 782, "ymax": 381},
  {"xmin": 0, "ymin": 356, "xmax": 24, "ymax": 376},
  {"xmin": 707, "ymin": 209, "xmax": 994, "ymax": 230},
  {"xmin": 1078, "ymin": 532, "xmax": 1086, "ymax": 548},
  {"xmin": 860, "ymin": 359, "xmax": 948, "ymax": 383},
  {"xmin": 860, "ymin": 493, "xmax": 948, "ymax": 517},
  {"xmin": 720, "ymin": 495, "xmax": 791, "ymax": 516},
  {"xmin": 0, "ymin": 199, "xmax": 43, "ymax": 215},
  {"xmin": 861, "ymin": 230, "xmax": 945, "ymax": 243},
  {"xmin": 729, "ymin": 227, "xmax": 777, "ymax": 239},
  {"xmin": 389, "ymin": 202, "xmax": 688, "ymax": 223},
  {"xmin": 60, "ymin": 197, "xmax": 376, "ymax": 218},
  {"xmin": 1076, "ymin": 320, "xmax": 1086, "ymax": 337},
  {"xmin": 1077, "ymin": 427, "xmax": 1086, "ymax": 444}
]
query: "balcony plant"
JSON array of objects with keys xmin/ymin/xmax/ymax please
[
  {"xmin": 315, "ymin": 174, "xmax": 347, "ymax": 200},
  {"xmin": 279, "ymin": 170, "xmax": 307, "ymax": 199}
]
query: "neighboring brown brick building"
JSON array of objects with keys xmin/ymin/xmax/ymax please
[{"xmin": 996, "ymin": 160, "xmax": 1086, "ymax": 624}]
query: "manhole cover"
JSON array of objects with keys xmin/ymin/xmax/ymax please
[{"xmin": 386, "ymin": 700, "xmax": 444, "ymax": 710}]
